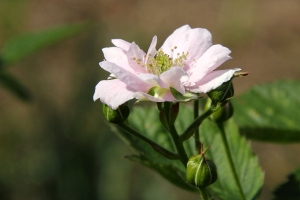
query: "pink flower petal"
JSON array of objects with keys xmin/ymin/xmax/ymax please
[
  {"xmin": 145, "ymin": 36, "xmax": 157, "ymax": 70},
  {"xmin": 174, "ymin": 28, "xmax": 212, "ymax": 65},
  {"xmin": 111, "ymin": 39, "xmax": 131, "ymax": 51},
  {"xmin": 160, "ymin": 25, "xmax": 191, "ymax": 55},
  {"xmin": 100, "ymin": 61, "xmax": 151, "ymax": 92},
  {"xmin": 93, "ymin": 79, "xmax": 136, "ymax": 109},
  {"xmin": 186, "ymin": 68, "xmax": 241, "ymax": 93},
  {"xmin": 127, "ymin": 42, "xmax": 148, "ymax": 74},
  {"xmin": 102, "ymin": 47, "xmax": 136, "ymax": 74},
  {"xmin": 95, "ymin": 25, "xmax": 241, "ymax": 106},
  {"xmin": 188, "ymin": 44, "xmax": 232, "ymax": 82},
  {"xmin": 146, "ymin": 36, "xmax": 157, "ymax": 59},
  {"xmin": 160, "ymin": 67, "xmax": 187, "ymax": 94},
  {"xmin": 138, "ymin": 73, "xmax": 169, "ymax": 88}
]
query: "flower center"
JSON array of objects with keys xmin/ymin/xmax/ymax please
[{"xmin": 145, "ymin": 47, "xmax": 189, "ymax": 75}]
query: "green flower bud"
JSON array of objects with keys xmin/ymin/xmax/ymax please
[
  {"xmin": 186, "ymin": 146, "xmax": 217, "ymax": 188},
  {"xmin": 207, "ymin": 80, "xmax": 234, "ymax": 104},
  {"xmin": 204, "ymin": 98, "xmax": 234, "ymax": 123},
  {"xmin": 102, "ymin": 103, "xmax": 130, "ymax": 124},
  {"xmin": 158, "ymin": 102, "xmax": 179, "ymax": 131}
]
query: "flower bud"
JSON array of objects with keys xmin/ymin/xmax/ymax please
[
  {"xmin": 170, "ymin": 102, "xmax": 179, "ymax": 124},
  {"xmin": 207, "ymin": 80, "xmax": 234, "ymax": 104},
  {"xmin": 186, "ymin": 146, "xmax": 217, "ymax": 188},
  {"xmin": 102, "ymin": 103, "xmax": 130, "ymax": 124},
  {"xmin": 204, "ymin": 98, "xmax": 234, "ymax": 123},
  {"xmin": 158, "ymin": 102, "xmax": 179, "ymax": 131}
]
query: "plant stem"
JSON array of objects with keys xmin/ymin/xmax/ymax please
[
  {"xmin": 169, "ymin": 123, "xmax": 189, "ymax": 166},
  {"xmin": 217, "ymin": 123, "xmax": 246, "ymax": 200},
  {"xmin": 194, "ymin": 99, "xmax": 201, "ymax": 150},
  {"xmin": 162, "ymin": 102, "xmax": 188, "ymax": 166},
  {"xmin": 198, "ymin": 187, "xmax": 209, "ymax": 200},
  {"xmin": 118, "ymin": 123, "xmax": 179, "ymax": 160},
  {"xmin": 180, "ymin": 109, "xmax": 213, "ymax": 141}
]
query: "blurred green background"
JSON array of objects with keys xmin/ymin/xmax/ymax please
[{"xmin": 0, "ymin": 0, "xmax": 300, "ymax": 199}]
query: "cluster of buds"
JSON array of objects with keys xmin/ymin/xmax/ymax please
[{"xmin": 204, "ymin": 72, "xmax": 248, "ymax": 123}]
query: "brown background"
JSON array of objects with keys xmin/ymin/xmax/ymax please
[{"xmin": 0, "ymin": 0, "xmax": 300, "ymax": 199}]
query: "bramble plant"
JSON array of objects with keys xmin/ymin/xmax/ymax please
[
  {"xmin": 94, "ymin": 25, "xmax": 259, "ymax": 200},
  {"xmin": 94, "ymin": 25, "xmax": 299, "ymax": 199}
]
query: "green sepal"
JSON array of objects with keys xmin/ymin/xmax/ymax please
[
  {"xmin": 148, "ymin": 86, "xmax": 168, "ymax": 98},
  {"xmin": 170, "ymin": 87, "xmax": 198, "ymax": 102}
]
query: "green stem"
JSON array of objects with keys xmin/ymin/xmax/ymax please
[
  {"xmin": 194, "ymin": 99, "xmax": 201, "ymax": 150},
  {"xmin": 198, "ymin": 187, "xmax": 209, "ymax": 200},
  {"xmin": 118, "ymin": 123, "xmax": 179, "ymax": 160},
  {"xmin": 169, "ymin": 124, "xmax": 189, "ymax": 166},
  {"xmin": 180, "ymin": 109, "xmax": 213, "ymax": 141},
  {"xmin": 217, "ymin": 123, "xmax": 246, "ymax": 200},
  {"xmin": 162, "ymin": 102, "xmax": 188, "ymax": 167}
]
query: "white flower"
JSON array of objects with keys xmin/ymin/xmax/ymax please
[{"xmin": 94, "ymin": 25, "xmax": 240, "ymax": 109}]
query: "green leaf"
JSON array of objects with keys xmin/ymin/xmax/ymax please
[
  {"xmin": 176, "ymin": 105, "xmax": 264, "ymax": 200},
  {"xmin": 0, "ymin": 72, "xmax": 31, "ymax": 101},
  {"xmin": 110, "ymin": 103, "xmax": 263, "ymax": 198},
  {"xmin": 128, "ymin": 105, "xmax": 175, "ymax": 152},
  {"xmin": 125, "ymin": 154, "xmax": 196, "ymax": 192},
  {"xmin": 203, "ymin": 120, "xmax": 263, "ymax": 200},
  {"xmin": 273, "ymin": 168, "xmax": 300, "ymax": 200},
  {"xmin": 233, "ymin": 80, "xmax": 300, "ymax": 143},
  {"xmin": 0, "ymin": 23, "xmax": 88, "ymax": 65},
  {"xmin": 109, "ymin": 106, "xmax": 196, "ymax": 191}
]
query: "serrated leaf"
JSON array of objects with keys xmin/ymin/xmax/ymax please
[
  {"xmin": 109, "ymin": 106, "xmax": 195, "ymax": 191},
  {"xmin": 176, "ymin": 105, "xmax": 264, "ymax": 200},
  {"xmin": 273, "ymin": 168, "xmax": 300, "ymax": 200},
  {"xmin": 233, "ymin": 80, "xmax": 300, "ymax": 143},
  {"xmin": 110, "ymin": 103, "xmax": 263, "ymax": 198},
  {"xmin": 203, "ymin": 120, "xmax": 263, "ymax": 200},
  {"xmin": 0, "ymin": 72, "xmax": 31, "ymax": 101},
  {"xmin": 128, "ymin": 105, "xmax": 175, "ymax": 152},
  {"xmin": 125, "ymin": 154, "xmax": 196, "ymax": 192},
  {"xmin": 0, "ymin": 23, "xmax": 87, "ymax": 65},
  {"xmin": 108, "ymin": 122, "xmax": 173, "ymax": 166},
  {"xmin": 174, "ymin": 104, "xmax": 197, "ymax": 158}
]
